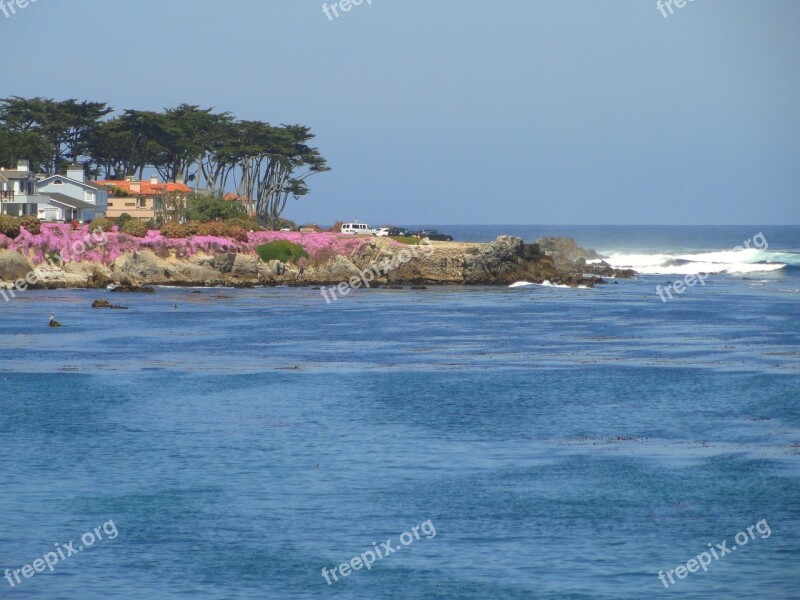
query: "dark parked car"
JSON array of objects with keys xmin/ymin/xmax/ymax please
[
  {"xmin": 387, "ymin": 227, "xmax": 413, "ymax": 237},
  {"xmin": 413, "ymin": 229, "xmax": 453, "ymax": 241}
]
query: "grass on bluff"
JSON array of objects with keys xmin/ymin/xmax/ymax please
[
  {"xmin": 390, "ymin": 236, "xmax": 421, "ymax": 244},
  {"xmin": 255, "ymin": 240, "xmax": 309, "ymax": 264}
]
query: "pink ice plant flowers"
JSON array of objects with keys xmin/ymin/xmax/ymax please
[{"xmin": 1, "ymin": 223, "xmax": 373, "ymax": 265}]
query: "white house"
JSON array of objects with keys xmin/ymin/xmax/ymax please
[
  {"xmin": 37, "ymin": 165, "xmax": 108, "ymax": 221},
  {"xmin": 0, "ymin": 160, "xmax": 52, "ymax": 217}
]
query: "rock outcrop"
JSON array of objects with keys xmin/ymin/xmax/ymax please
[
  {"xmin": 0, "ymin": 235, "xmax": 630, "ymax": 290},
  {"xmin": 536, "ymin": 237, "xmax": 635, "ymax": 279},
  {"xmin": 0, "ymin": 249, "xmax": 33, "ymax": 281},
  {"xmin": 536, "ymin": 237, "xmax": 601, "ymax": 270}
]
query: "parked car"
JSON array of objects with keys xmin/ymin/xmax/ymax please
[
  {"xmin": 340, "ymin": 223, "xmax": 375, "ymax": 235},
  {"xmin": 413, "ymin": 229, "xmax": 453, "ymax": 241},
  {"xmin": 387, "ymin": 227, "xmax": 413, "ymax": 237},
  {"xmin": 375, "ymin": 227, "xmax": 391, "ymax": 237}
]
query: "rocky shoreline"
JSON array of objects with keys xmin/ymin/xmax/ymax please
[{"xmin": 0, "ymin": 234, "xmax": 635, "ymax": 292}]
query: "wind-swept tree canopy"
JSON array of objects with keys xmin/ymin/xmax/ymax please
[
  {"xmin": 0, "ymin": 97, "xmax": 329, "ymax": 229},
  {"xmin": 0, "ymin": 96, "xmax": 111, "ymax": 173}
]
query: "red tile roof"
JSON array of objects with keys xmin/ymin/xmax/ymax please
[{"xmin": 98, "ymin": 180, "xmax": 191, "ymax": 195}]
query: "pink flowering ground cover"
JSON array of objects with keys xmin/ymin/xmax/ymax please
[{"xmin": 1, "ymin": 224, "xmax": 372, "ymax": 265}]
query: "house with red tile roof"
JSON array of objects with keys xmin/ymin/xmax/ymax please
[{"xmin": 97, "ymin": 177, "xmax": 191, "ymax": 221}]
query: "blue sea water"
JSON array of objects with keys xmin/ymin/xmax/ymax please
[{"xmin": 1, "ymin": 225, "xmax": 799, "ymax": 599}]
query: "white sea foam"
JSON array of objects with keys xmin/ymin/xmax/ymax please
[
  {"xmin": 509, "ymin": 280, "xmax": 589, "ymax": 289},
  {"xmin": 589, "ymin": 248, "xmax": 792, "ymax": 276}
]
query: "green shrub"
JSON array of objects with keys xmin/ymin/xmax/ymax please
[
  {"xmin": 226, "ymin": 226, "xmax": 249, "ymax": 243},
  {"xmin": 121, "ymin": 219, "xmax": 148, "ymax": 238},
  {"xmin": 91, "ymin": 217, "xmax": 115, "ymax": 232},
  {"xmin": 183, "ymin": 194, "xmax": 245, "ymax": 222},
  {"xmin": 273, "ymin": 218, "xmax": 297, "ymax": 231},
  {"xmin": 106, "ymin": 185, "xmax": 128, "ymax": 198},
  {"xmin": 118, "ymin": 213, "xmax": 133, "ymax": 226},
  {"xmin": 161, "ymin": 220, "xmax": 249, "ymax": 242},
  {"xmin": 195, "ymin": 222, "xmax": 228, "ymax": 237},
  {"xmin": 184, "ymin": 221, "xmax": 201, "ymax": 236},
  {"xmin": 0, "ymin": 215, "xmax": 20, "ymax": 238},
  {"xmin": 19, "ymin": 215, "xmax": 41, "ymax": 235},
  {"xmin": 225, "ymin": 215, "xmax": 262, "ymax": 231},
  {"xmin": 160, "ymin": 222, "xmax": 188, "ymax": 238},
  {"xmin": 255, "ymin": 240, "xmax": 309, "ymax": 264}
]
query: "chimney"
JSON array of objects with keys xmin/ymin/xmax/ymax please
[
  {"xmin": 16, "ymin": 160, "xmax": 29, "ymax": 172},
  {"xmin": 150, "ymin": 176, "xmax": 159, "ymax": 185},
  {"xmin": 67, "ymin": 164, "xmax": 85, "ymax": 182}
]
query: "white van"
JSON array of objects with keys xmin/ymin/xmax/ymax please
[{"xmin": 340, "ymin": 223, "xmax": 375, "ymax": 235}]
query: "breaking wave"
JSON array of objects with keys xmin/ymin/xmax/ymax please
[{"xmin": 589, "ymin": 249, "xmax": 798, "ymax": 276}]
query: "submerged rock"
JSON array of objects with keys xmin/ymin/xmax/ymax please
[{"xmin": 91, "ymin": 299, "xmax": 128, "ymax": 309}]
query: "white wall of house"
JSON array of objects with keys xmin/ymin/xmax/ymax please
[
  {"xmin": 0, "ymin": 163, "xmax": 47, "ymax": 216},
  {"xmin": 39, "ymin": 206, "xmax": 61, "ymax": 221},
  {"xmin": 37, "ymin": 173, "xmax": 109, "ymax": 221}
]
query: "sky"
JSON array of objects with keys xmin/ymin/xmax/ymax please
[{"xmin": 3, "ymin": 0, "xmax": 799, "ymax": 225}]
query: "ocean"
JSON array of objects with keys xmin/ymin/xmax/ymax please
[{"xmin": 1, "ymin": 225, "xmax": 798, "ymax": 599}]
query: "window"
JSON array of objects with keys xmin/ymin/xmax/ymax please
[
  {"xmin": 108, "ymin": 201, "xmax": 114, "ymax": 207},
  {"xmin": 124, "ymin": 202, "xmax": 135, "ymax": 207}
]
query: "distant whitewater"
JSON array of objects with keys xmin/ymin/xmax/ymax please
[{"xmin": 588, "ymin": 248, "xmax": 799, "ymax": 276}]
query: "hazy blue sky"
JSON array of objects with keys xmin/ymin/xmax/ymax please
[{"xmin": 4, "ymin": 0, "xmax": 799, "ymax": 225}]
